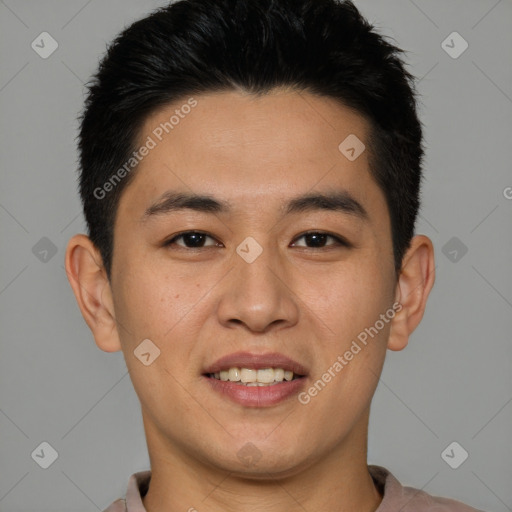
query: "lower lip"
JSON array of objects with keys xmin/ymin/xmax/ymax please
[{"xmin": 204, "ymin": 376, "xmax": 306, "ymax": 407}]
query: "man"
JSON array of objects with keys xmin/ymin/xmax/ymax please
[{"xmin": 65, "ymin": 0, "xmax": 484, "ymax": 510}]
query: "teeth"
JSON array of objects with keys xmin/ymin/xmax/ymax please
[
  {"xmin": 240, "ymin": 368, "xmax": 257, "ymax": 383},
  {"xmin": 210, "ymin": 367, "xmax": 299, "ymax": 385},
  {"xmin": 274, "ymin": 368, "xmax": 284, "ymax": 381},
  {"xmin": 257, "ymin": 368, "xmax": 275, "ymax": 383},
  {"xmin": 228, "ymin": 367, "xmax": 241, "ymax": 381}
]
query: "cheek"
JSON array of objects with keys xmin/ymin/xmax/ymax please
[
  {"xmin": 112, "ymin": 252, "xmax": 200, "ymax": 342},
  {"xmin": 113, "ymin": 268, "xmax": 202, "ymax": 411},
  {"xmin": 311, "ymin": 258, "xmax": 392, "ymax": 337},
  {"xmin": 111, "ymin": 263, "xmax": 214, "ymax": 401},
  {"xmin": 305, "ymin": 256, "xmax": 392, "ymax": 399}
]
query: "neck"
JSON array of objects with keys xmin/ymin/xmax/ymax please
[{"xmin": 141, "ymin": 412, "xmax": 382, "ymax": 512}]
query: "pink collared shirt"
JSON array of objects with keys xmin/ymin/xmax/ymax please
[{"xmin": 103, "ymin": 465, "xmax": 485, "ymax": 511}]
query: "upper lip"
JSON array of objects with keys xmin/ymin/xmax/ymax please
[{"xmin": 203, "ymin": 351, "xmax": 308, "ymax": 376}]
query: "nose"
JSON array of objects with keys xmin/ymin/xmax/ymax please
[{"xmin": 216, "ymin": 242, "xmax": 300, "ymax": 334}]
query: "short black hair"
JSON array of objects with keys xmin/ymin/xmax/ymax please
[{"xmin": 78, "ymin": 0, "xmax": 424, "ymax": 280}]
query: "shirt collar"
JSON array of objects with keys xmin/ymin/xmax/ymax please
[{"xmin": 117, "ymin": 465, "xmax": 420, "ymax": 511}]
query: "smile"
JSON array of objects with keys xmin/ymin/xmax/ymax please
[{"xmin": 208, "ymin": 367, "xmax": 300, "ymax": 386}]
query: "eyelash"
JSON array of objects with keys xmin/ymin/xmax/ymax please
[{"xmin": 163, "ymin": 230, "xmax": 350, "ymax": 250}]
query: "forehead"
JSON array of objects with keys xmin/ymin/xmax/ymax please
[{"xmin": 117, "ymin": 89, "xmax": 386, "ymax": 222}]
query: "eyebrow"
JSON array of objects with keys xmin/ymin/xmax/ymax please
[{"xmin": 140, "ymin": 190, "xmax": 369, "ymax": 223}]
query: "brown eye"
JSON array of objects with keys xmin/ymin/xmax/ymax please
[
  {"xmin": 165, "ymin": 231, "xmax": 220, "ymax": 248},
  {"xmin": 291, "ymin": 231, "xmax": 348, "ymax": 248}
]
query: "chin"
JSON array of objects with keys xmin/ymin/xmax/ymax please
[{"xmin": 200, "ymin": 439, "xmax": 316, "ymax": 480}]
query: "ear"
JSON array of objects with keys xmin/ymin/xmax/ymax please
[
  {"xmin": 387, "ymin": 235, "xmax": 435, "ymax": 351},
  {"xmin": 64, "ymin": 234, "xmax": 122, "ymax": 352}
]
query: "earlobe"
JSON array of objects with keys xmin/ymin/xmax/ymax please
[
  {"xmin": 64, "ymin": 234, "xmax": 122, "ymax": 353},
  {"xmin": 387, "ymin": 235, "xmax": 436, "ymax": 351}
]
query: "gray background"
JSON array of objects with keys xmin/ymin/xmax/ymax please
[{"xmin": 0, "ymin": 0, "xmax": 511, "ymax": 511}]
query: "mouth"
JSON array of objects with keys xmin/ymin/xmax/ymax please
[{"xmin": 202, "ymin": 352, "xmax": 308, "ymax": 407}]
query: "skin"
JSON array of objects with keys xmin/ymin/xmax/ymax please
[{"xmin": 65, "ymin": 89, "xmax": 435, "ymax": 512}]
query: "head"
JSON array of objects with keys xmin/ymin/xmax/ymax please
[{"xmin": 66, "ymin": 0, "xmax": 434, "ymax": 479}]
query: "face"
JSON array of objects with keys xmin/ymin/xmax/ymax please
[{"xmin": 98, "ymin": 90, "xmax": 401, "ymax": 476}]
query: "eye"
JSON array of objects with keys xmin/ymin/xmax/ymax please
[
  {"xmin": 164, "ymin": 231, "xmax": 222, "ymax": 249},
  {"xmin": 291, "ymin": 231, "xmax": 349, "ymax": 249},
  {"xmin": 163, "ymin": 230, "xmax": 349, "ymax": 250}
]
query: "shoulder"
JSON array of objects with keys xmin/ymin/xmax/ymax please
[
  {"xmin": 102, "ymin": 470, "xmax": 151, "ymax": 512},
  {"xmin": 369, "ymin": 465, "xmax": 486, "ymax": 512},
  {"xmin": 399, "ymin": 484, "xmax": 486, "ymax": 511},
  {"xmin": 102, "ymin": 498, "xmax": 127, "ymax": 512}
]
